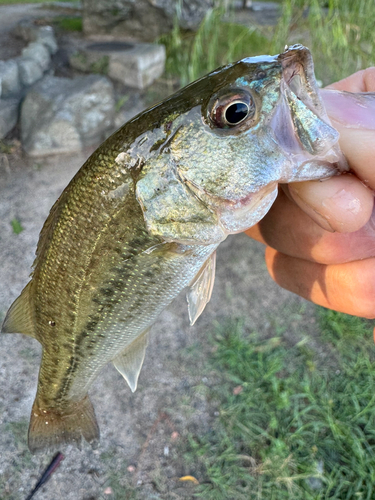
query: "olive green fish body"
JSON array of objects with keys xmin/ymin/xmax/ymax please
[{"xmin": 2, "ymin": 45, "xmax": 348, "ymax": 452}]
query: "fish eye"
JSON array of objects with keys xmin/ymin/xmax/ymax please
[
  {"xmin": 224, "ymin": 101, "xmax": 250, "ymax": 125},
  {"xmin": 208, "ymin": 90, "xmax": 256, "ymax": 130}
]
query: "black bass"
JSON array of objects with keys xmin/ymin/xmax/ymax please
[{"xmin": 2, "ymin": 45, "xmax": 347, "ymax": 452}]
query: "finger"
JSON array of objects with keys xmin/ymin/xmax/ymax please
[
  {"xmin": 321, "ymin": 90, "xmax": 375, "ymax": 189},
  {"xmin": 265, "ymin": 246, "xmax": 375, "ymax": 319},
  {"xmin": 246, "ymin": 188, "xmax": 375, "ymax": 265},
  {"xmin": 325, "ymin": 67, "xmax": 375, "ymax": 92},
  {"xmin": 288, "ymin": 174, "xmax": 374, "ymax": 233},
  {"xmin": 334, "ymin": 125, "xmax": 375, "ymax": 189}
]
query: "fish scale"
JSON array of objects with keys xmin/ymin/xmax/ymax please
[{"xmin": 1, "ymin": 45, "xmax": 348, "ymax": 452}]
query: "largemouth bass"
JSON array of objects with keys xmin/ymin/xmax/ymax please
[{"xmin": 2, "ymin": 45, "xmax": 347, "ymax": 453}]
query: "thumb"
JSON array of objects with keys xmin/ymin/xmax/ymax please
[
  {"xmin": 285, "ymin": 90, "xmax": 375, "ymax": 233},
  {"xmin": 320, "ymin": 89, "xmax": 375, "ymax": 189}
]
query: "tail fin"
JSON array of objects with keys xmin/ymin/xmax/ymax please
[{"xmin": 28, "ymin": 395, "xmax": 100, "ymax": 453}]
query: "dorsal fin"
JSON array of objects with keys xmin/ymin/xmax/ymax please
[
  {"xmin": 1, "ymin": 281, "xmax": 37, "ymax": 339},
  {"xmin": 112, "ymin": 329, "xmax": 149, "ymax": 392}
]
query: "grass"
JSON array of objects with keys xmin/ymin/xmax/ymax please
[
  {"xmin": 159, "ymin": 7, "xmax": 271, "ymax": 87},
  {"xmin": 160, "ymin": 0, "xmax": 375, "ymax": 87},
  {"xmin": 270, "ymin": 0, "xmax": 375, "ymax": 85},
  {"xmin": 0, "ymin": 0, "xmax": 80, "ymax": 4},
  {"xmin": 55, "ymin": 16, "xmax": 82, "ymax": 32},
  {"xmin": 181, "ymin": 311, "xmax": 375, "ymax": 499},
  {"xmin": 100, "ymin": 449, "xmax": 141, "ymax": 499}
]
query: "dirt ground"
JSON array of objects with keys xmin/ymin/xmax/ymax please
[{"xmin": 0, "ymin": 3, "xmax": 317, "ymax": 499}]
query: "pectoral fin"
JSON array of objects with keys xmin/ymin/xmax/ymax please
[
  {"xmin": 113, "ymin": 329, "xmax": 149, "ymax": 392},
  {"xmin": 187, "ymin": 251, "xmax": 216, "ymax": 326}
]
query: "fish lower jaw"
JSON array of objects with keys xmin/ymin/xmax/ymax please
[{"xmin": 218, "ymin": 183, "xmax": 279, "ymax": 234}]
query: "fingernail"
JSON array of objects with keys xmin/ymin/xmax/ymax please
[
  {"xmin": 287, "ymin": 185, "xmax": 336, "ymax": 232},
  {"xmin": 320, "ymin": 89, "xmax": 375, "ymax": 130}
]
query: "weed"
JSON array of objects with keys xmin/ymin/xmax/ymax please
[
  {"xmin": 159, "ymin": 7, "xmax": 270, "ymax": 86},
  {"xmin": 55, "ymin": 16, "xmax": 82, "ymax": 32},
  {"xmin": 271, "ymin": 0, "xmax": 375, "ymax": 84},
  {"xmin": 115, "ymin": 95, "xmax": 130, "ymax": 113},
  {"xmin": 160, "ymin": 1, "xmax": 374, "ymax": 88},
  {"xmin": 100, "ymin": 449, "xmax": 140, "ymax": 499},
  {"xmin": 11, "ymin": 218, "xmax": 24, "ymax": 235},
  {"xmin": 0, "ymin": 140, "xmax": 13, "ymax": 154}
]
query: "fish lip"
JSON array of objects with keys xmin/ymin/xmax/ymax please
[
  {"xmin": 179, "ymin": 170, "xmax": 279, "ymax": 234},
  {"xmin": 178, "ymin": 169, "xmax": 260, "ymax": 210},
  {"xmin": 278, "ymin": 44, "xmax": 313, "ymax": 85},
  {"xmin": 278, "ymin": 44, "xmax": 324, "ymax": 112}
]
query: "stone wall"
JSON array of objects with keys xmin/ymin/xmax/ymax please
[{"xmin": 0, "ymin": 23, "xmax": 57, "ymax": 138}]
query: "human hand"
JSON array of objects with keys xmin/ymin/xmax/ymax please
[{"xmin": 246, "ymin": 68, "xmax": 375, "ymax": 318}]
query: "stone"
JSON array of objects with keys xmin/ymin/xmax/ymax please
[
  {"xmin": 36, "ymin": 26, "xmax": 58, "ymax": 55},
  {"xmin": 108, "ymin": 43, "xmax": 166, "ymax": 89},
  {"xmin": 0, "ymin": 60, "xmax": 21, "ymax": 98},
  {"xmin": 0, "ymin": 98, "xmax": 20, "ymax": 139},
  {"xmin": 21, "ymin": 74, "xmax": 116, "ymax": 156},
  {"xmin": 69, "ymin": 42, "xmax": 166, "ymax": 89},
  {"xmin": 13, "ymin": 21, "xmax": 58, "ymax": 54},
  {"xmin": 82, "ymin": 0, "xmax": 213, "ymax": 41},
  {"xmin": 69, "ymin": 50, "xmax": 110, "ymax": 75},
  {"xmin": 22, "ymin": 42, "xmax": 51, "ymax": 72},
  {"xmin": 16, "ymin": 57, "xmax": 44, "ymax": 87},
  {"xmin": 12, "ymin": 21, "xmax": 40, "ymax": 43}
]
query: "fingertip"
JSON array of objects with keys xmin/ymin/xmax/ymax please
[{"xmin": 288, "ymin": 175, "xmax": 373, "ymax": 233}]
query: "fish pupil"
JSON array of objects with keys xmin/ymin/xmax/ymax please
[{"xmin": 224, "ymin": 102, "xmax": 249, "ymax": 125}]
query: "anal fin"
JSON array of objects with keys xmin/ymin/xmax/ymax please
[
  {"xmin": 113, "ymin": 329, "xmax": 149, "ymax": 392},
  {"xmin": 2, "ymin": 281, "xmax": 37, "ymax": 339},
  {"xmin": 187, "ymin": 251, "xmax": 216, "ymax": 325},
  {"xmin": 28, "ymin": 394, "xmax": 99, "ymax": 454}
]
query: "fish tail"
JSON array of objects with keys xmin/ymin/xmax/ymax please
[{"xmin": 28, "ymin": 395, "xmax": 100, "ymax": 453}]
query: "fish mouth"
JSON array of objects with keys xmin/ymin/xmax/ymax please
[
  {"xmin": 279, "ymin": 44, "xmax": 326, "ymax": 117},
  {"xmin": 272, "ymin": 44, "xmax": 348, "ymax": 175},
  {"xmin": 179, "ymin": 170, "xmax": 279, "ymax": 234}
]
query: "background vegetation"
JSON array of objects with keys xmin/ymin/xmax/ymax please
[{"xmin": 160, "ymin": 0, "xmax": 375, "ymax": 86}]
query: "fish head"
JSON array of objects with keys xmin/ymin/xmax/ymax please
[{"xmin": 135, "ymin": 45, "xmax": 347, "ymax": 244}]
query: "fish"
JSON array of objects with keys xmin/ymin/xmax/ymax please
[{"xmin": 1, "ymin": 44, "xmax": 347, "ymax": 453}]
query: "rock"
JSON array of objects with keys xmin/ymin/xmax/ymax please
[
  {"xmin": 109, "ymin": 43, "xmax": 166, "ymax": 88},
  {"xmin": 0, "ymin": 60, "xmax": 21, "ymax": 98},
  {"xmin": 82, "ymin": 0, "xmax": 213, "ymax": 41},
  {"xmin": 13, "ymin": 21, "xmax": 58, "ymax": 55},
  {"xmin": 69, "ymin": 49, "xmax": 110, "ymax": 75},
  {"xmin": 12, "ymin": 20, "xmax": 40, "ymax": 43},
  {"xmin": 0, "ymin": 98, "xmax": 20, "ymax": 139},
  {"xmin": 36, "ymin": 26, "xmax": 58, "ymax": 55},
  {"xmin": 22, "ymin": 42, "xmax": 51, "ymax": 73},
  {"xmin": 21, "ymin": 74, "xmax": 116, "ymax": 156},
  {"xmin": 70, "ymin": 41, "xmax": 166, "ymax": 89},
  {"xmin": 16, "ymin": 57, "xmax": 44, "ymax": 87}
]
